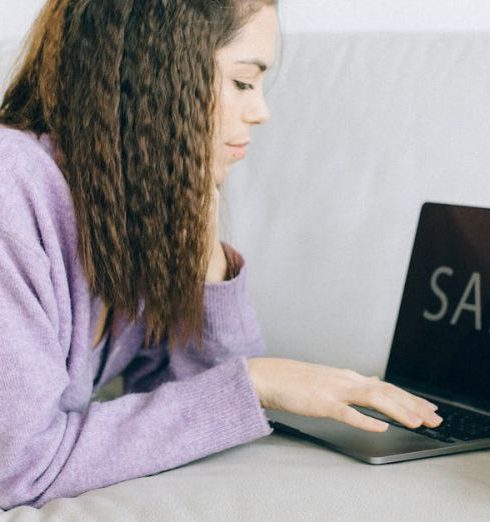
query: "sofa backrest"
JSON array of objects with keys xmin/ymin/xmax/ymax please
[
  {"xmin": 2, "ymin": 4, "xmax": 490, "ymax": 378},
  {"xmin": 0, "ymin": 39, "xmax": 22, "ymax": 98},
  {"xmin": 226, "ymin": 28, "xmax": 490, "ymax": 375}
]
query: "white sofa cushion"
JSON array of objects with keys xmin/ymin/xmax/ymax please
[{"xmin": 3, "ymin": 433, "xmax": 490, "ymax": 520}]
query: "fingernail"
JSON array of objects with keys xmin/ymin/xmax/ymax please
[{"xmin": 428, "ymin": 402, "xmax": 438, "ymax": 411}]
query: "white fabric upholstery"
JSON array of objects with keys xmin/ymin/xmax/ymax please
[
  {"xmin": 2, "ymin": 2, "xmax": 490, "ymax": 518},
  {"xmin": 3, "ymin": 435, "xmax": 490, "ymax": 521},
  {"xmin": 0, "ymin": 39, "xmax": 22, "ymax": 97},
  {"xmin": 226, "ymin": 30, "xmax": 490, "ymax": 375}
]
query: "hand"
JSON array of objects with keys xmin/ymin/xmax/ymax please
[
  {"xmin": 246, "ymin": 357, "xmax": 443, "ymax": 432},
  {"xmin": 205, "ymin": 184, "xmax": 228, "ymax": 282}
]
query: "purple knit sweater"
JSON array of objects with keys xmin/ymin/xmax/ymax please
[{"xmin": 0, "ymin": 125, "xmax": 273, "ymax": 510}]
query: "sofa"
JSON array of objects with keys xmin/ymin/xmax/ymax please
[{"xmin": 2, "ymin": 1, "xmax": 490, "ymax": 520}]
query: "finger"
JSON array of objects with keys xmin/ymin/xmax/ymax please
[
  {"xmin": 350, "ymin": 372, "xmax": 436, "ymax": 416},
  {"xmin": 379, "ymin": 381, "xmax": 437, "ymax": 410},
  {"xmin": 329, "ymin": 403, "xmax": 389, "ymax": 433},
  {"xmin": 352, "ymin": 388, "xmax": 426, "ymax": 429},
  {"xmin": 374, "ymin": 382, "xmax": 443, "ymax": 426}
]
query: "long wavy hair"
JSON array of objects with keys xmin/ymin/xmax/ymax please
[{"xmin": 0, "ymin": 0, "xmax": 276, "ymax": 353}]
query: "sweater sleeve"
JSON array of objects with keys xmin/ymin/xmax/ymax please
[
  {"xmin": 122, "ymin": 241, "xmax": 268, "ymax": 393},
  {"xmin": 0, "ymin": 233, "xmax": 273, "ymax": 511}
]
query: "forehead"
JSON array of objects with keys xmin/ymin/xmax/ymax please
[{"xmin": 216, "ymin": 6, "xmax": 278, "ymax": 68}]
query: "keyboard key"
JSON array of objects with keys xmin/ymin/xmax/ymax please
[{"xmin": 412, "ymin": 399, "xmax": 490, "ymax": 442}]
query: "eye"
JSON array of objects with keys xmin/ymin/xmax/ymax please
[{"xmin": 234, "ymin": 80, "xmax": 254, "ymax": 91}]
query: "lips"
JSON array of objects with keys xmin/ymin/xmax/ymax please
[
  {"xmin": 226, "ymin": 142, "xmax": 248, "ymax": 160},
  {"xmin": 227, "ymin": 141, "xmax": 250, "ymax": 148}
]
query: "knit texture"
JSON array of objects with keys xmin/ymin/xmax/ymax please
[{"xmin": 0, "ymin": 125, "xmax": 273, "ymax": 510}]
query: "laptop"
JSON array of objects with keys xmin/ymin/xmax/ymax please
[{"xmin": 266, "ymin": 202, "xmax": 490, "ymax": 464}]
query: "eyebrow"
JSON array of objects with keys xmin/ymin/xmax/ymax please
[{"xmin": 234, "ymin": 60, "xmax": 268, "ymax": 72}]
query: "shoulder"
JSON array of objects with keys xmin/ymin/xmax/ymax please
[
  {"xmin": 0, "ymin": 125, "xmax": 64, "ymax": 190},
  {"xmin": 0, "ymin": 124, "xmax": 54, "ymax": 166},
  {"xmin": 0, "ymin": 125, "xmax": 76, "ymax": 259}
]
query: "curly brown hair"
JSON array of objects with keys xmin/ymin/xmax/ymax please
[{"xmin": 0, "ymin": 0, "xmax": 276, "ymax": 353}]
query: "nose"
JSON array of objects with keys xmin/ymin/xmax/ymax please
[{"xmin": 243, "ymin": 91, "xmax": 271, "ymax": 125}]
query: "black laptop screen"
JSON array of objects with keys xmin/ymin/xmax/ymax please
[{"xmin": 385, "ymin": 203, "xmax": 490, "ymax": 412}]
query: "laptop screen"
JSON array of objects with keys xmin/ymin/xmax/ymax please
[{"xmin": 385, "ymin": 202, "xmax": 490, "ymax": 412}]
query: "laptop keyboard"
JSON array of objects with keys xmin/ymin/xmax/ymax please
[{"xmin": 388, "ymin": 401, "xmax": 490, "ymax": 443}]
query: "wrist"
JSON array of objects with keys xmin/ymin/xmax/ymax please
[{"xmin": 246, "ymin": 357, "xmax": 269, "ymax": 409}]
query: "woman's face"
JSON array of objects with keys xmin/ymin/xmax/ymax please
[{"xmin": 213, "ymin": 5, "xmax": 278, "ymax": 186}]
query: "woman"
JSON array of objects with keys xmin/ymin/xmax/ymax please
[{"xmin": 0, "ymin": 0, "xmax": 442, "ymax": 510}]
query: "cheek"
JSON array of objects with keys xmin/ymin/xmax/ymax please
[
  {"xmin": 218, "ymin": 87, "xmax": 242, "ymax": 137},
  {"xmin": 218, "ymin": 109, "xmax": 232, "ymax": 140}
]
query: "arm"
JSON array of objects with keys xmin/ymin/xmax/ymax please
[
  {"xmin": 122, "ymin": 241, "xmax": 267, "ymax": 390},
  {"xmin": 0, "ymin": 232, "xmax": 272, "ymax": 510},
  {"xmin": 124, "ymin": 183, "xmax": 265, "ymax": 385}
]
